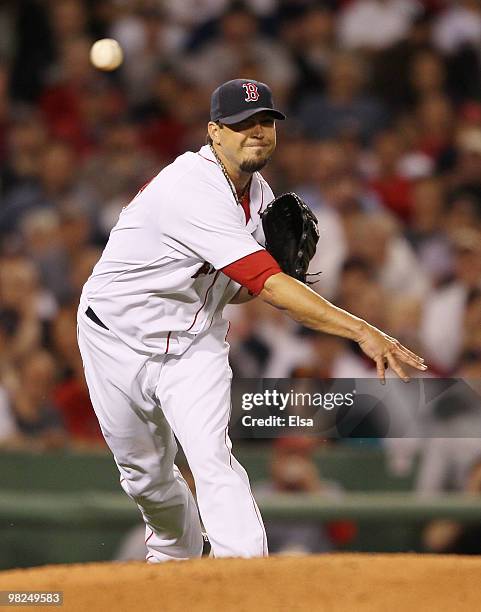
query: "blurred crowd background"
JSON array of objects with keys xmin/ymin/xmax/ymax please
[
  {"xmin": 0, "ymin": 0, "xmax": 481, "ymax": 558},
  {"xmin": 1, "ymin": 0, "xmax": 480, "ymax": 447}
]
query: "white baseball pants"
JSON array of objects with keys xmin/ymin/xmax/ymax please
[{"xmin": 77, "ymin": 303, "xmax": 267, "ymax": 561}]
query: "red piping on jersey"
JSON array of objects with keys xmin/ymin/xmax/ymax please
[
  {"xmin": 207, "ymin": 279, "xmax": 232, "ymax": 331},
  {"xmin": 241, "ymin": 190, "xmax": 251, "ymax": 224},
  {"xmin": 145, "ymin": 529, "xmax": 154, "ymax": 546},
  {"xmin": 224, "ymin": 426, "xmax": 233, "ymax": 469},
  {"xmin": 138, "ymin": 176, "xmax": 154, "ymax": 195},
  {"xmin": 223, "ymin": 398, "xmax": 267, "ymax": 555},
  {"xmin": 165, "ymin": 331, "xmax": 172, "ymax": 354},
  {"xmin": 225, "ymin": 322, "xmax": 231, "ymax": 342},
  {"xmin": 198, "ymin": 153, "xmax": 217, "ymax": 165},
  {"xmin": 186, "ymin": 271, "xmax": 220, "ymax": 332},
  {"xmin": 250, "ymin": 489, "xmax": 268, "ymax": 556},
  {"xmin": 257, "ymin": 178, "xmax": 264, "ymax": 214}
]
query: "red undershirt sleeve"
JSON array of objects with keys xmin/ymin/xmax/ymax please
[{"xmin": 221, "ymin": 249, "xmax": 282, "ymax": 296}]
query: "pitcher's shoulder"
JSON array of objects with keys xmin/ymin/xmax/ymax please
[{"xmin": 159, "ymin": 150, "xmax": 202, "ymax": 177}]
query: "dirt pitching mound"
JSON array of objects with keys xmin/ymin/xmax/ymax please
[{"xmin": 0, "ymin": 554, "xmax": 479, "ymax": 612}]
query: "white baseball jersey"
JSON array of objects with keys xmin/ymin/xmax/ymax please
[{"xmin": 81, "ymin": 144, "xmax": 274, "ymax": 356}]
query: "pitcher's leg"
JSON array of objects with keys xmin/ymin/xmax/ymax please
[
  {"xmin": 77, "ymin": 314, "xmax": 203, "ymax": 561},
  {"xmin": 157, "ymin": 326, "xmax": 268, "ymax": 558},
  {"xmin": 114, "ymin": 418, "xmax": 203, "ymax": 562}
]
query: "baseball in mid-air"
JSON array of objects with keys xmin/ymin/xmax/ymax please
[{"xmin": 90, "ymin": 38, "xmax": 123, "ymax": 71}]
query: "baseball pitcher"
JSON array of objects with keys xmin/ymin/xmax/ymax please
[{"xmin": 77, "ymin": 79, "xmax": 426, "ymax": 561}]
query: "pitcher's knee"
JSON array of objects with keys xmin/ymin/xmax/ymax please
[{"xmin": 119, "ymin": 464, "xmax": 184, "ymax": 509}]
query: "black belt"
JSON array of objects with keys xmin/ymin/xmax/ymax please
[{"xmin": 85, "ymin": 306, "xmax": 109, "ymax": 330}]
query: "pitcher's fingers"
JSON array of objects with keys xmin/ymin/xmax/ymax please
[
  {"xmin": 387, "ymin": 353, "xmax": 410, "ymax": 382},
  {"xmin": 394, "ymin": 346, "xmax": 428, "ymax": 370},
  {"xmin": 389, "ymin": 338, "xmax": 424, "ymax": 363},
  {"xmin": 399, "ymin": 345, "xmax": 425, "ymax": 363},
  {"xmin": 376, "ymin": 357, "xmax": 386, "ymax": 385}
]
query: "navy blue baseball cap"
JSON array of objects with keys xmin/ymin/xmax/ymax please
[{"xmin": 210, "ymin": 79, "xmax": 286, "ymax": 125}]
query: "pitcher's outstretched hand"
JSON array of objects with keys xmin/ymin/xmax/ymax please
[{"xmin": 357, "ymin": 324, "xmax": 427, "ymax": 384}]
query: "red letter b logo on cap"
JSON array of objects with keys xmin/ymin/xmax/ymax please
[{"xmin": 243, "ymin": 82, "xmax": 259, "ymax": 102}]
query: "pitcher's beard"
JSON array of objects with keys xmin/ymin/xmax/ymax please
[{"xmin": 240, "ymin": 155, "xmax": 270, "ymax": 173}]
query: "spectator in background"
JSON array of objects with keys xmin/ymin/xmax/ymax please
[
  {"xmin": 20, "ymin": 203, "xmax": 99, "ymax": 306},
  {"xmin": 52, "ymin": 306, "xmax": 103, "ymax": 448},
  {"xmin": 1, "ymin": 140, "xmax": 99, "ymax": 240},
  {"xmin": 335, "ymin": 260, "xmax": 389, "ymax": 339},
  {"xmin": 110, "ymin": 6, "xmax": 184, "ymax": 106},
  {"xmin": 163, "ymin": 0, "xmax": 228, "ymax": 31},
  {"xmin": 391, "ymin": 113, "xmax": 435, "ymax": 179},
  {"xmin": 60, "ymin": 205, "xmax": 98, "ymax": 295},
  {"xmin": 348, "ymin": 213, "xmax": 431, "ymax": 299},
  {"xmin": 68, "ymin": 246, "xmax": 103, "ymax": 306},
  {"xmin": 369, "ymin": 9, "xmax": 436, "ymax": 113},
  {"xmin": 448, "ymin": 127, "xmax": 481, "ymax": 205},
  {"xmin": 223, "ymin": 299, "xmax": 272, "ymax": 378},
  {"xmin": 384, "ymin": 294, "xmax": 423, "ymax": 355},
  {"xmin": 279, "ymin": 3, "xmax": 336, "ymax": 107},
  {"xmin": 165, "ymin": 0, "xmax": 277, "ymax": 34},
  {"xmin": 20, "ymin": 209, "xmax": 70, "ymax": 304},
  {"xmin": 444, "ymin": 192, "xmax": 481, "ymax": 237},
  {"xmin": 341, "ymin": 278, "xmax": 388, "ymax": 334},
  {"xmin": 228, "ymin": 298, "xmax": 314, "ymax": 379},
  {"xmin": 0, "ymin": 257, "xmax": 45, "ymax": 365},
  {"xmin": 48, "ymin": 0, "xmax": 89, "ymax": 52},
  {"xmin": 40, "ymin": 36, "xmax": 125, "ymax": 154},
  {"xmin": 261, "ymin": 133, "xmax": 311, "ymax": 195},
  {"xmin": 432, "ymin": 0, "xmax": 481, "ymax": 56},
  {"xmin": 338, "ymin": 0, "xmax": 421, "ymax": 52},
  {"xmin": 255, "ymin": 438, "xmax": 356, "ymax": 554},
  {"xmin": 368, "ymin": 129, "xmax": 415, "ymax": 222},
  {"xmin": 423, "ymin": 455, "xmax": 481, "ymax": 555},
  {"xmin": 292, "ymin": 327, "xmax": 372, "ymax": 378},
  {"xmin": 406, "ymin": 178, "xmax": 452, "ymax": 285},
  {"xmin": 335, "ymin": 257, "xmax": 375, "ymax": 305},
  {"xmin": 414, "ymin": 93, "xmax": 455, "ymax": 168},
  {"xmin": 421, "ymin": 229, "xmax": 481, "ymax": 372},
  {"xmin": 296, "ymin": 140, "xmax": 380, "ymax": 299},
  {"xmin": 0, "ymin": 111, "xmax": 47, "ymax": 200},
  {"xmin": 407, "ymin": 49, "xmax": 448, "ymax": 107},
  {"xmin": 131, "ymin": 68, "xmax": 192, "ymax": 161},
  {"xmin": 296, "ymin": 51, "xmax": 387, "ymax": 143},
  {"xmin": 410, "ymin": 352, "xmax": 481, "ymax": 494},
  {"xmin": 81, "ymin": 120, "xmax": 157, "ymax": 238},
  {"xmin": 2, "ymin": 350, "xmax": 67, "ymax": 451},
  {"xmin": 180, "ymin": 2, "xmax": 297, "ymax": 103}
]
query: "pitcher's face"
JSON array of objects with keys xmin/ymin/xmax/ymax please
[{"xmin": 210, "ymin": 111, "xmax": 277, "ymax": 174}]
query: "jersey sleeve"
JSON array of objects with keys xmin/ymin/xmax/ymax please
[
  {"xmin": 222, "ymin": 250, "xmax": 281, "ymax": 295},
  {"xmin": 160, "ymin": 184, "xmax": 265, "ymax": 269}
]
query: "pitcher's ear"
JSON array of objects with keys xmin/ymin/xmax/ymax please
[{"xmin": 208, "ymin": 121, "xmax": 222, "ymax": 145}]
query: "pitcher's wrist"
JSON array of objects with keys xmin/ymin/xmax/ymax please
[{"xmin": 354, "ymin": 319, "xmax": 370, "ymax": 343}]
